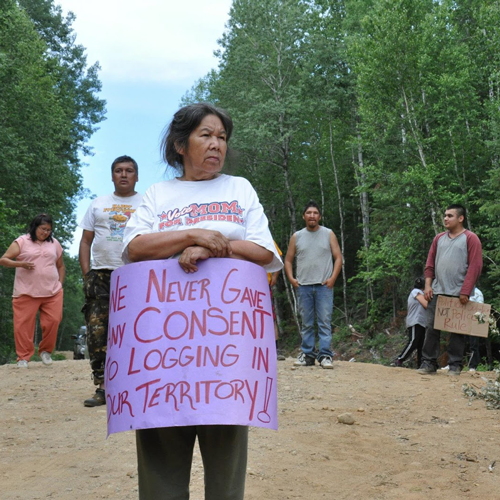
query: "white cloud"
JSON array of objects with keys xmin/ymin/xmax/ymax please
[{"xmin": 56, "ymin": 0, "xmax": 232, "ymax": 83}]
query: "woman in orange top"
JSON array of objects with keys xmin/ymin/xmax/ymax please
[{"xmin": 0, "ymin": 214, "xmax": 65, "ymax": 367}]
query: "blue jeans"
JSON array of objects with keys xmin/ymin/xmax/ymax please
[{"xmin": 297, "ymin": 284, "xmax": 333, "ymax": 359}]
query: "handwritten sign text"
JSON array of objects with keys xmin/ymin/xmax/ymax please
[{"xmin": 105, "ymin": 259, "xmax": 277, "ymax": 435}]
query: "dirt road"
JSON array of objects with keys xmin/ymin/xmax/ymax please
[{"xmin": 1, "ymin": 357, "xmax": 499, "ymax": 499}]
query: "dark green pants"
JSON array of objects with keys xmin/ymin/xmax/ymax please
[
  {"xmin": 82, "ymin": 269, "xmax": 112, "ymax": 385},
  {"xmin": 136, "ymin": 425, "xmax": 248, "ymax": 500}
]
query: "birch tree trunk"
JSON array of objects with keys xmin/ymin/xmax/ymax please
[
  {"xmin": 316, "ymin": 156, "xmax": 325, "ymax": 216},
  {"xmin": 401, "ymin": 85, "xmax": 440, "ymax": 234},
  {"xmin": 352, "ymin": 125, "xmax": 374, "ymax": 308},
  {"xmin": 328, "ymin": 118, "xmax": 348, "ymax": 322}
]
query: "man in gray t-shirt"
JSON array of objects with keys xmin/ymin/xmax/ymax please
[
  {"xmin": 417, "ymin": 204, "xmax": 482, "ymax": 376},
  {"xmin": 284, "ymin": 201, "xmax": 343, "ymax": 369}
]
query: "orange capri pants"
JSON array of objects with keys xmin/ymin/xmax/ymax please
[{"xmin": 12, "ymin": 289, "xmax": 63, "ymax": 361}]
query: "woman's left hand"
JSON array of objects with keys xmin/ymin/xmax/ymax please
[{"xmin": 178, "ymin": 246, "xmax": 212, "ymax": 273}]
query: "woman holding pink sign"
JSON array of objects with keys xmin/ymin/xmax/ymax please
[{"xmin": 123, "ymin": 103, "xmax": 282, "ymax": 500}]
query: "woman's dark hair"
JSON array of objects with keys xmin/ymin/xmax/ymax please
[
  {"xmin": 161, "ymin": 103, "xmax": 233, "ymax": 172},
  {"xmin": 28, "ymin": 214, "xmax": 54, "ymax": 242},
  {"xmin": 414, "ymin": 277, "xmax": 425, "ymax": 290}
]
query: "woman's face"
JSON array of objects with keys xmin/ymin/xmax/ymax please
[
  {"xmin": 179, "ymin": 114, "xmax": 227, "ymax": 181},
  {"xmin": 36, "ymin": 223, "xmax": 52, "ymax": 241}
]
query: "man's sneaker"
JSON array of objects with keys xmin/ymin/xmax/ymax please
[
  {"xmin": 320, "ymin": 356, "xmax": 334, "ymax": 369},
  {"xmin": 84, "ymin": 388, "xmax": 106, "ymax": 407},
  {"xmin": 17, "ymin": 360, "xmax": 28, "ymax": 368},
  {"xmin": 469, "ymin": 367, "xmax": 477, "ymax": 372},
  {"xmin": 416, "ymin": 362, "xmax": 437, "ymax": 375},
  {"xmin": 40, "ymin": 352, "xmax": 53, "ymax": 365},
  {"xmin": 294, "ymin": 353, "xmax": 315, "ymax": 367},
  {"xmin": 448, "ymin": 367, "xmax": 461, "ymax": 377},
  {"xmin": 277, "ymin": 350, "xmax": 286, "ymax": 361}
]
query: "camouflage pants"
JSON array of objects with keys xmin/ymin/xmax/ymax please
[{"xmin": 82, "ymin": 269, "xmax": 112, "ymax": 385}]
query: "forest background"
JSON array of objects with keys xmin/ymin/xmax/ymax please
[{"xmin": 2, "ymin": 0, "xmax": 500, "ymax": 366}]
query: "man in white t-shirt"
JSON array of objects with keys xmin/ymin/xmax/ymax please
[{"xmin": 79, "ymin": 155, "xmax": 142, "ymax": 407}]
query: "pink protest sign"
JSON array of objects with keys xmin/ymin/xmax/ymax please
[{"xmin": 105, "ymin": 258, "xmax": 277, "ymax": 435}]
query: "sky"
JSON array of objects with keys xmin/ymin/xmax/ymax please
[{"xmin": 56, "ymin": 0, "xmax": 233, "ymax": 256}]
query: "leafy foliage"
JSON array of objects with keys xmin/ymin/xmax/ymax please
[
  {"xmin": 182, "ymin": 0, "xmax": 500, "ymax": 354},
  {"xmin": 4, "ymin": 0, "xmax": 500, "ymax": 361},
  {"xmin": 463, "ymin": 370, "xmax": 500, "ymax": 410},
  {"xmin": 0, "ymin": 0, "xmax": 104, "ymax": 362}
]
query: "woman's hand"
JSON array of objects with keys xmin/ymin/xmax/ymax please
[
  {"xmin": 190, "ymin": 229, "xmax": 232, "ymax": 258},
  {"xmin": 127, "ymin": 228, "xmax": 232, "ymax": 262},
  {"xmin": 21, "ymin": 261, "xmax": 35, "ymax": 271},
  {"xmin": 178, "ymin": 246, "xmax": 212, "ymax": 273}
]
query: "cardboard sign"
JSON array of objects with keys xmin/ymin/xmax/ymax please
[
  {"xmin": 105, "ymin": 258, "xmax": 277, "ymax": 436},
  {"xmin": 434, "ymin": 295, "xmax": 491, "ymax": 337}
]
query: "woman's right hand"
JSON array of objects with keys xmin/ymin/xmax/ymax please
[
  {"xmin": 190, "ymin": 229, "xmax": 232, "ymax": 258},
  {"xmin": 178, "ymin": 246, "xmax": 212, "ymax": 273},
  {"xmin": 21, "ymin": 261, "xmax": 35, "ymax": 271}
]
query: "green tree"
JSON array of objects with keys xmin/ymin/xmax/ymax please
[
  {"xmin": 346, "ymin": 0, "xmax": 488, "ymax": 320},
  {"xmin": 58, "ymin": 254, "xmax": 85, "ymax": 351},
  {"xmin": 181, "ymin": 0, "xmax": 500, "ymax": 353},
  {"xmin": 16, "ymin": 0, "xmax": 106, "ymax": 240},
  {"xmin": 186, "ymin": 0, "xmax": 323, "ymax": 331},
  {"xmin": 0, "ymin": 0, "xmax": 104, "ymax": 363}
]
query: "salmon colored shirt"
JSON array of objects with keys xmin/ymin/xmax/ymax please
[{"xmin": 13, "ymin": 234, "xmax": 63, "ymax": 298}]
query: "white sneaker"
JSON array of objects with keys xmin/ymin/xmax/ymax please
[
  {"xmin": 40, "ymin": 352, "xmax": 53, "ymax": 365},
  {"xmin": 17, "ymin": 360, "xmax": 28, "ymax": 368},
  {"xmin": 469, "ymin": 368, "xmax": 476, "ymax": 372},
  {"xmin": 320, "ymin": 356, "xmax": 334, "ymax": 369},
  {"xmin": 294, "ymin": 352, "xmax": 315, "ymax": 366}
]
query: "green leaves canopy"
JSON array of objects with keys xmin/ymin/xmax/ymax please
[
  {"xmin": 0, "ymin": 0, "xmax": 104, "ymax": 363},
  {"xmin": 184, "ymin": 0, "xmax": 500, "ymax": 325}
]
